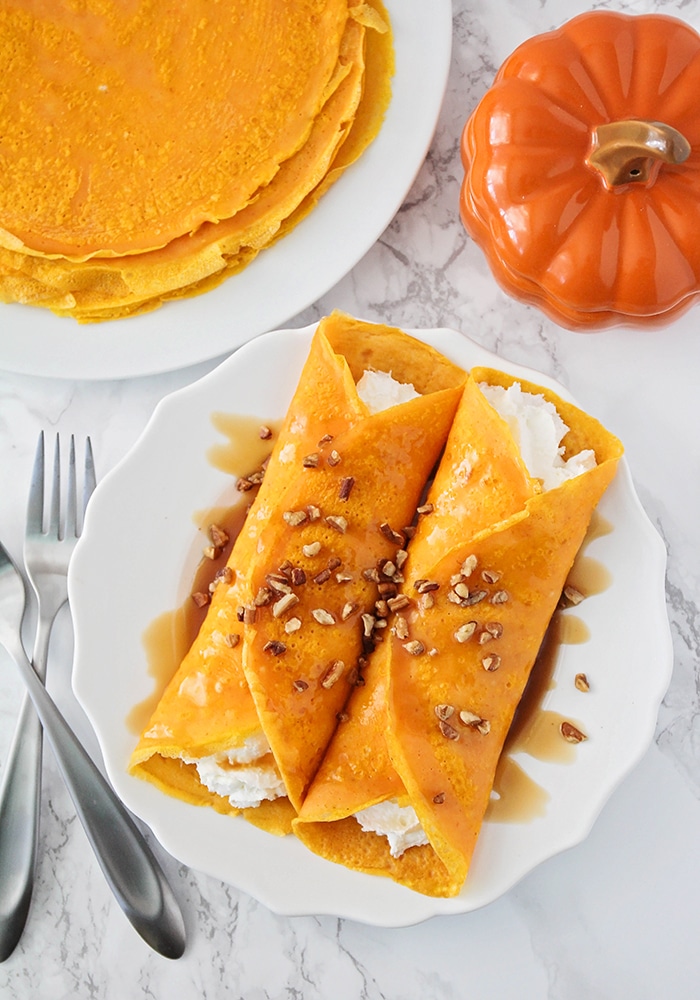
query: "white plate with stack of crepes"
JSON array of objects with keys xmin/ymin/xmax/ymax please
[
  {"xmin": 70, "ymin": 314, "xmax": 672, "ymax": 926},
  {"xmin": 0, "ymin": 0, "xmax": 451, "ymax": 379}
]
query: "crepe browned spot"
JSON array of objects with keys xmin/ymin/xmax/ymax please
[
  {"xmin": 129, "ymin": 312, "xmax": 466, "ymax": 830},
  {"xmin": 0, "ymin": 1, "xmax": 393, "ymax": 320},
  {"xmin": 294, "ymin": 371, "xmax": 623, "ymax": 896}
]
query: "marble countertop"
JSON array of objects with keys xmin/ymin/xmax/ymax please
[{"xmin": 1, "ymin": 0, "xmax": 699, "ymax": 996}]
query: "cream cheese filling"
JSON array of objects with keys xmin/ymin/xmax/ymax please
[
  {"xmin": 183, "ymin": 733, "xmax": 285, "ymax": 810},
  {"xmin": 478, "ymin": 381, "xmax": 596, "ymax": 489},
  {"xmin": 354, "ymin": 799, "xmax": 430, "ymax": 856}
]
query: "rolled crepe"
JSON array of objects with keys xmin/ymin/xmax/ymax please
[
  {"xmin": 294, "ymin": 369, "xmax": 623, "ymax": 895},
  {"xmin": 129, "ymin": 311, "xmax": 466, "ymax": 828}
]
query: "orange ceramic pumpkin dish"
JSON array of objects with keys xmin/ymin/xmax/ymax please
[{"xmin": 460, "ymin": 11, "xmax": 700, "ymax": 330}]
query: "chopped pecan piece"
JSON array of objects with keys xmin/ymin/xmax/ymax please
[
  {"xmin": 272, "ymin": 593, "xmax": 300, "ymax": 618},
  {"xmin": 283, "ymin": 510, "xmax": 308, "ymax": 527},
  {"xmin": 454, "ymin": 621, "xmax": 477, "ymax": 643},
  {"xmin": 265, "ymin": 573, "xmax": 292, "ymax": 594},
  {"xmin": 312, "ymin": 608, "xmax": 337, "ymax": 625},
  {"xmin": 394, "ymin": 615, "xmax": 409, "ymax": 640},
  {"xmin": 361, "ymin": 613, "xmax": 376, "ymax": 637},
  {"xmin": 563, "ymin": 584, "xmax": 585, "ymax": 606},
  {"xmin": 321, "ymin": 659, "xmax": 345, "ymax": 689},
  {"xmin": 209, "ymin": 523, "xmax": 230, "ymax": 549},
  {"xmin": 402, "ymin": 640, "xmax": 425, "ymax": 656},
  {"xmin": 326, "ymin": 514, "xmax": 348, "ymax": 533},
  {"xmin": 560, "ymin": 721, "xmax": 588, "ymax": 743},
  {"xmin": 434, "ymin": 703, "xmax": 454, "ymax": 721},
  {"xmin": 264, "ymin": 640, "xmax": 287, "ymax": 656},
  {"xmin": 338, "ymin": 476, "xmax": 355, "ymax": 501},
  {"xmin": 465, "ymin": 589, "xmax": 488, "ymax": 606},
  {"xmin": 439, "ymin": 719, "xmax": 460, "ymax": 741},
  {"xmin": 379, "ymin": 522, "xmax": 405, "ymax": 546},
  {"xmin": 459, "ymin": 710, "xmax": 491, "ymax": 735},
  {"xmin": 460, "ymin": 555, "xmax": 478, "ymax": 577},
  {"xmin": 490, "ymin": 590, "xmax": 509, "ymax": 605},
  {"xmin": 387, "ymin": 594, "xmax": 411, "ymax": 613}
]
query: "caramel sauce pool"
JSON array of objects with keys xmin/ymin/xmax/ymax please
[
  {"xmin": 486, "ymin": 511, "xmax": 613, "ymax": 823},
  {"xmin": 127, "ymin": 414, "xmax": 275, "ymax": 736}
]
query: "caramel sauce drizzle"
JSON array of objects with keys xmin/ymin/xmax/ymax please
[{"xmin": 127, "ymin": 414, "xmax": 275, "ymax": 735}]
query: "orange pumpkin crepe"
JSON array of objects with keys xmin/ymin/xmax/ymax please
[
  {"xmin": 0, "ymin": 0, "xmax": 393, "ymax": 320},
  {"xmin": 294, "ymin": 370, "xmax": 623, "ymax": 896},
  {"xmin": 129, "ymin": 312, "xmax": 466, "ymax": 829}
]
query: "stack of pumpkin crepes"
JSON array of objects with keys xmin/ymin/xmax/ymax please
[
  {"xmin": 130, "ymin": 312, "xmax": 624, "ymax": 898},
  {"xmin": 0, "ymin": 1, "xmax": 392, "ymax": 322}
]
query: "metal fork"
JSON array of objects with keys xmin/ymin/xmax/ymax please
[
  {"xmin": 0, "ymin": 434, "xmax": 185, "ymax": 960},
  {"xmin": 0, "ymin": 433, "xmax": 92, "ymax": 961}
]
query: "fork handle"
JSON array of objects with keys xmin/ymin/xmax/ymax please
[
  {"xmin": 0, "ymin": 695, "xmax": 42, "ymax": 962},
  {"xmin": 5, "ymin": 636, "xmax": 186, "ymax": 959}
]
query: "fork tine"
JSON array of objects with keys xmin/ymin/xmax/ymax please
[
  {"xmin": 65, "ymin": 435, "xmax": 78, "ymax": 540},
  {"xmin": 26, "ymin": 431, "xmax": 45, "ymax": 536},
  {"xmin": 82, "ymin": 437, "xmax": 97, "ymax": 530},
  {"xmin": 48, "ymin": 434, "xmax": 61, "ymax": 540}
]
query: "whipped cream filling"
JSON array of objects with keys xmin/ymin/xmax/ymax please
[
  {"xmin": 354, "ymin": 799, "xmax": 429, "ymax": 857},
  {"xmin": 478, "ymin": 381, "xmax": 596, "ymax": 490},
  {"xmin": 183, "ymin": 733, "xmax": 285, "ymax": 809},
  {"xmin": 356, "ymin": 368, "xmax": 421, "ymax": 414}
]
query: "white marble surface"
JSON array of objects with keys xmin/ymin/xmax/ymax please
[{"xmin": 1, "ymin": 0, "xmax": 700, "ymax": 996}]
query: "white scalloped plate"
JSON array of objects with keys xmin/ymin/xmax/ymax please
[
  {"xmin": 69, "ymin": 323, "xmax": 672, "ymax": 925},
  {"xmin": 0, "ymin": 0, "xmax": 451, "ymax": 380}
]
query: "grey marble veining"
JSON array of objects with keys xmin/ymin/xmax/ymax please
[{"xmin": 2, "ymin": 1, "xmax": 700, "ymax": 997}]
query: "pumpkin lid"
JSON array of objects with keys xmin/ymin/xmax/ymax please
[{"xmin": 460, "ymin": 11, "xmax": 700, "ymax": 330}]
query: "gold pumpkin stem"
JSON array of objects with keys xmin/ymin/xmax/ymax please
[{"xmin": 587, "ymin": 119, "xmax": 691, "ymax": 188}]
